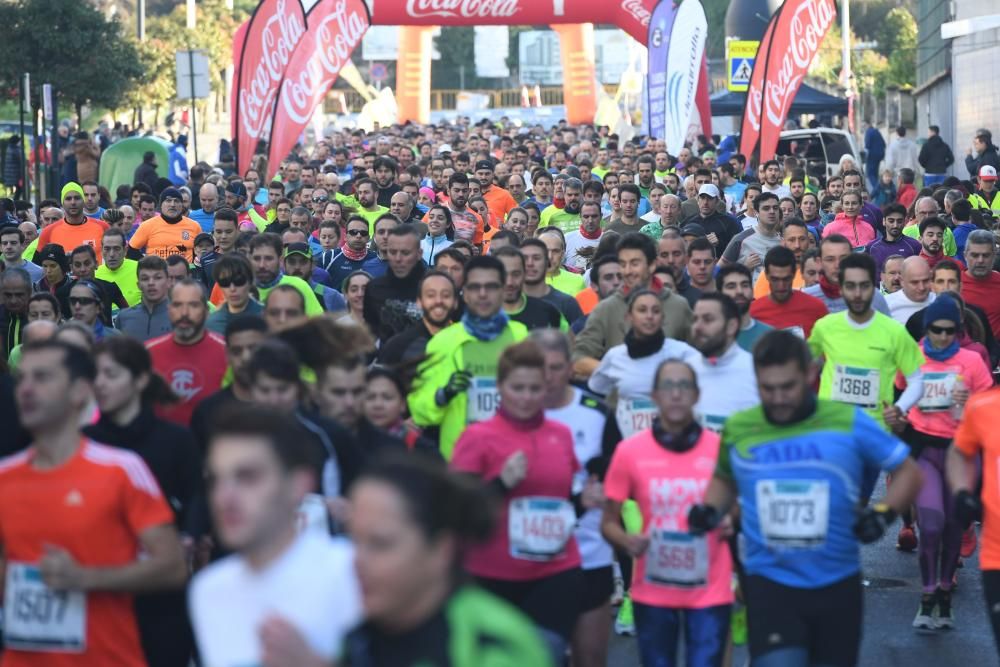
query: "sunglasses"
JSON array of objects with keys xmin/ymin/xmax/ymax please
[
  {"xmin": 347, "ymin": 229, "xmax": 369, "ymax": 237},
  {"xmin": 69, "ymin": 296, "xmax": 98, "ymax": 306},
  {"xmin": 217, "ymin": 275, "xmax": 249, "ymax": 288},
  {"xmin": 927, "ymin": 324, "xmax": 957, "ymax": 335},
  {"xmin": 312, "ymin": 196, "xmax": 329, "ymax": 203}
]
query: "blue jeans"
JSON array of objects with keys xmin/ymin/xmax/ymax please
[
  {"xmin": 633, "ymin": 602, "xmax": 731, "ymax": 667},
  {"xmin": 924, "ymin": 173, "xmax": 946, "ymax": 187}
]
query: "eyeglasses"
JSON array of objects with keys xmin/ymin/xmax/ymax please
[
  {"xmin": 347, "ymin": 229, "xmax": 369, "ymax": 237},
  {"xmin": 464, "ymin": 282, "xmax": 502, "ymax": 293},
  {"xmin": 655, "ymin": 379, "xmax": 697, "ymax": 394},
  {"xmin": 69, "ymin": 296, "xmax": 99, "ymax": 306},
  {"xmin": 927, "ymin": 324, "xmax": 957, "ymax": 335},
  {"xmin": 216, "ymin": 275, "xmax": 249, "ymax": 288}
]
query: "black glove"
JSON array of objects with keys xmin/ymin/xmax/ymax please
[
  {"xmin": 853, "ymin": 503, "xmax": 897, "ymax": 544},
  {"xmin": 687, "ymin": 504, "xmax": 721, "ymax": 536},
  {"xmin": 436, "ymin": 371, "xmax": 472, "ymax": 406},
  {"xmin": 954, "ymin": 489, "xmax": 983, "ymax": 528}
]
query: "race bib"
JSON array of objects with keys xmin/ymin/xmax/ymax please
[
  {"xmin": 645, "ymin": 530, "xmax": 708, "ymax": 587},
  {"xmin": 830, "ymin": 366, "xmax": 880, "ymax": 408},
  {"xmin": 508, "ymin": 497, "xmax": 576, "ymax": 561},
  {"xmin": 616, "ymin": 397, "xmax": 658, "ymax": 439},
  {"xmin": 699, "ymin": 413, "xmax": 727, "ymax": 433},
  {"xmin": 756, "ymin": 480, "xmax": 830, "ymax": 548},
  {"xmin": 918, "ymin": 371, "xmax": 957, "ymax": 413},
  {"xmin": 467, "ymin": 377, "xmax": 500, "ymax": 423},
  {"xmin": 4, "ymin": 562, "xmax": 86, "ymax": 653}
]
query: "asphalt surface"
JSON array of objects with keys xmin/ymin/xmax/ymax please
[{"xmin": 607, "ymin": 478, "xmax": 998, "ymax": 666}]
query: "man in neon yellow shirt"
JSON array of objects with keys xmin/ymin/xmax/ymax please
[
  {"xmin": 808, "ymin": 252, "xmax": 924, "ymax": 431},
  {"xmin": 248, "ymin": 233, "xmax": 323, "ymax": 317},
  {"xmin": 95, "ymin": 228, "xmax": 141, "ymax": 307},
  {"xmin": 539, "ymin": 177, "xmax": 583, "ymax": 234},
  {"xmin": 351, "ymin": 178, "xmax": 389, "ymax": 235},
  {"xmin": 538, "ymin": 227, "xmax": 586, "ymax": 296}
]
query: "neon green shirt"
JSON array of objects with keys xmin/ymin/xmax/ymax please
[
  {"xmin": 257, "ymin": 274, "xmax": 324, "ymax": 317},
  {"xmin": 808, "ymin": 311, "xmax": 924, "ymax": 428},
  {"xmin": 539, "ymin": 206, "xmax": 581, "ymax": 234},
  {"xmin": 546, "ymin": 268, "xmax": 586, "ymax": 296},
  {"xmin": 96, "ymin": 259, "xmax": 141, "ymax": 307}
]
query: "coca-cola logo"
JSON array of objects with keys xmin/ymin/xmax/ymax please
[
  {"xmin": 279, "ymin": 0, "xmax": 367, "ymax": 125},
  {"xmin": 621, "ymin": 0, "xmax": 652, "ymax": 26},
  {"xmin": 240, "ymin": 0, "xmax": 305, "ymax": 139},
  {"xmin": 405, "ymin": 0, "xmax": 520, "ymax": 19},
  {"xmin": 763, "ymin": 0, "xmax": 834, "ymax": 130}
]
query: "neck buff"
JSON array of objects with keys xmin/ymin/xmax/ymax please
[
  {"xmin": 923, "ymin": 336, "xmax": 960, "ymax": 362},
  {"xmin": 819, "ymin": 273, "xmax": 841, "ymax": 299},
  {"xmin": 341, "ymin": 245, "xmax": 369, "ymax": 262},
  {"xmin": 461, "ymin": 310, "xmax": 509, "ymax": 341}
]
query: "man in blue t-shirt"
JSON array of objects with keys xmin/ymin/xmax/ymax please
[{"xmin": 688, "ymin": 330, "xmax": 921, "ymax": 667}]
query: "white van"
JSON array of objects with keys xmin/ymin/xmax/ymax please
[{"xmin": 774, "ymin": 128, "xmax": 861, "ymax": 181}]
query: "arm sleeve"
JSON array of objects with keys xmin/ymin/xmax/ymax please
[{"xmin": 895, "ymin": 369, "xmax": 923, "ymax": 412}]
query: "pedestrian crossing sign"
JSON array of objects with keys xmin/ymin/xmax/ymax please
[{"xmin": 726, "ymin": 40, "xmax": 759, "ymax": 92}]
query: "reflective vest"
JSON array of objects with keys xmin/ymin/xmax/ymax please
[{"xmin": 970, "ymin": 189, "xmax": 1000, "ymax": 216}]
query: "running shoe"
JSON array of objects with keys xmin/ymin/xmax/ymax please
[
  {"xmin": 936, "ymin": 589, "xmax": 954, "ymax": 630},
  {"xmin": 897, "ymin": 525, "xmax": 918, "ymax": 552},
  {"xmin": 961, "ymin": 526, "xmax": 978, "ymax": 558},
  {"xmin": 912, "ymin": 593, "xmax": 937, "ymax": 631},
  {"xmin": 614, "ymin": 594, "xmax": 636, "ymax": 636}
]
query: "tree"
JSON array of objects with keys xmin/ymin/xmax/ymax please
[
  {"xmin": 146, "ymin": 0, "xmax": 239, "ymax": 96},
  {"xmin": 0, "ymin": 0, "xmax": 143, "ymax": 120},
  {"xmin": 122, "ymin": 37, "xmax": 177, "ymax": 125},
  {"xmin": 880, "ymin": 8, "xmax": 917, "ymax": 88}
]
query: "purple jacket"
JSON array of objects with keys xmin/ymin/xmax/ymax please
[{"xmin": 866, "ymin": 235, "xmax": 921, "ymax": 280}]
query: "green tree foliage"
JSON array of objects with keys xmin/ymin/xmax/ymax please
[
  {"xmin": 122, "ymin": 36, "xmax": 176, "ymax": 117},
  {"xmin": 146, "ymin": 0, "xmax": 238, "ymax": 96},
  {"xmin": 881, "ymin": 8, "xmax": 917, "ymax": 87},
  {"xmin": 703, "ymin": 0, "xmax": 730, "ymax": 60},
  {"xmin": 0, "ymin": 0, "xmax": 143, "ymax": 119}
]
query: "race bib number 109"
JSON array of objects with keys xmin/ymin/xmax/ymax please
[
  {"xmin": 467, "ymin": 377, "xmax": 501, "ymax": 423},
  {"xmin": 4, "ymin": 562, "xmax": 86, "ymax": 652}
]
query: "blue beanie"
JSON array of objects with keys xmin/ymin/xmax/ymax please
[{"xmin": 923, "ymin": 294, "xmax": 961, "ymax": 329}]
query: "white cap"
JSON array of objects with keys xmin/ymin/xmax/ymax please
[
  {"xmin": 438, "ymin": 143, "xmax": 452, "ymax": 154},
  {"xmin": 980, "ymin": 165, "xmax": 998, "ymax": 180},
  {"xmin": 698, "ymin": 183, "xmax": 721, "ymax": 198}
]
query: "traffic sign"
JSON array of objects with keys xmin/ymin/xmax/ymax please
[
  {"xmin": 726, "ymin": 40, "xmax": 759, "ymax": 92},
  {"xmin": 175, "ymin": 50, "xmax": 210, "ymax": 100},
  {"xmin": 370, "ymin": 63, "xmax": 388, "ymax": 83}
]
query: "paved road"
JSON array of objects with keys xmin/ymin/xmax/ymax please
[{"xmin": 607, "ymin": 480, "xmax": 997, "ymax": 666}]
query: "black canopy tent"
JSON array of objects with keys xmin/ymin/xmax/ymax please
[{"xmin": 710, "ymin": 83, "xmax": 849, "ymax": 117}]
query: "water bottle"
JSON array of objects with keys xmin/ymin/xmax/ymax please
[{"xmin": 951, "ymin": 376, "xmax": 966, "ymax": 421}]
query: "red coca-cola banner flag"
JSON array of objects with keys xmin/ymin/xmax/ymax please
[
  {"xmin": 267, "ymin": 0, "xmax": 370, "ymax": 172},
  {"xmin": 233, "ymin": 0, "xmax": 307, "ymax": 174},
  {"xmin": 738, "ymin": 8, "xmax": 779, "ymax": 160},
  {"xmin": 739, "ymin": 0, "xmax": 836, "ymax": 162},
  {"xmin": 370, "ymin": 0, "xmax": 657, "ymax": 43}
]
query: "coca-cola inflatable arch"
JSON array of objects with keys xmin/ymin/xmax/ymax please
[{"xmin": 233, "ymin": 0, "xmax": 675, "ymax": 174}]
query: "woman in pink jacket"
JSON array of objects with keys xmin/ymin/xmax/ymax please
[
  {"xmin": 450, "ymin": 339, "xmax": 584, "ymax": 657},
  {"xmin": 822, "ymin": 190, "xmax": 876, "ymax": 248}
]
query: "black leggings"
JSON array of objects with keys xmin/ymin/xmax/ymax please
[
  {"xmin": 983, "ymin": 570, "xmax": 1000, "ymax": 660},
  {"xmin": 478, "ymin": 568, "xmax": 584, "ymax": 640}
]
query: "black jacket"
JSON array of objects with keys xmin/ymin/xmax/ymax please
[
  {"xmin": 966, "ymin": 144, "xmax": 1000, "ymax": 179},
  {"xmin": 83, "ymin": 408, "xmax": 202, "ymax": 532},
  {"xmin": 685, "ymin": 211, "xmax": 743, "ymax": 252},
  {"xmin": 134, "ymin": 162, "xmax": 159, "ymax": 190},
  {"xmin": 0, "ymin": 306, "xmax": 26, "ymax": 361},
  {"xmin": 919, "ymin": 135, "xmax": 955, "ymax": 174},
  {"xmin": 57, "ymin": 277, "xmax": 129, "ymax": 323},
  {"xmin": 363, "ymin": 261, "xmax": 427, "ymax": 343}
]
